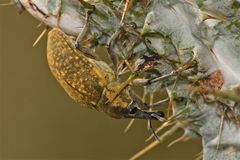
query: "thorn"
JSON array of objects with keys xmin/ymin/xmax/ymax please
[
  {"xmin": 120, "ymin": 0, "xmax": 133, "ymax": 24},
  {"xmin": 129, "ymin": 140, "xmax": 160, "ymax": 160},
  {"xmin": 184, "ymin": 0, "xmax": 195, "ymax": 6},
  {"xmin": 217, "ymin": 106, "xmax": 225, "ymax": 150},
  {"xmin": 147, "ymin": 119, "xmax": 150, "ymax": 131},
  {"xmin": 168, "ymin": 133, "xmax": 188, "ymax": 147},
  {"xmin": 147, "ymin": 93, "xmax": 154, "ymax": 131},
  {"xmin": 149, "ymin": 93, "xmax": 154, "ymax": 106},
  {"xmin": 130, "ymin": 124, "xmax": 180, "ymax": 160},
  {"xmin": 118, "ymin": 67, "xmax": 130, "ymax": 76},
  {"xmin": 33, "ymin": 26, "xmax": 49, "ymax": 47},
  {"xmin": 36, "ymin": 22, "xmax": 43, "ymax": 28},
  {"xmin": 150, "ymin": 98, "xmax": 169, "ymax": 109},
  {"xmin": 117, "ymin": 0, "xmax": 124, "ymax": 10},
  {"xmin": 124, "ymin": 119, "xmax": 135, "ymax": 133},
  {"xmin": 201, "ymin": 10, "xmax": 227, "ymax": 22},
  {"xmin": 195, "ymin": 150, "xmax": 203, "ymax": 160},
  {"xmin": 0, "ymin": 1, "xmax": 15, "ymax": 6},
  {"xmin": 79, "ymin": 0, "xmax": 95, "ymax": 10},
  {"xmin": 166, "ymin": 84, "xmax": 177, "ymax": 118},
  {"xmin": 124, "ymin": 60, "xmax": 134, "ymax": 73}
]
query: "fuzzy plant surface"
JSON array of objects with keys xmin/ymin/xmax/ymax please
[{"xmin": 9, "ymin": 0, "xmax": 240, "ymax": 160}]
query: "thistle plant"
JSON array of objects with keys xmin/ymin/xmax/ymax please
[{"xmin": 5, "ymin": 0, "xmax": 240, "ymax": 159}]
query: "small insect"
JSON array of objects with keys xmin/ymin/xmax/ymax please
[{"xmin": 47, "ymin": 28, "xmax": 164, "ymax": 120}]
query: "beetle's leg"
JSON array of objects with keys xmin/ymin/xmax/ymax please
[
  {"xmin": 33, "ymin": 0, "xmax": 63, "ymax": 47},
  {"xmin": 75, "ymin": 9, "xmax": 91, "ymax": 46},
  {"xmin": 131, "ymin": 106, "xmax": 164, "ymax": 141},
  {"xmin": 75, "ymin": 2, "xmax": 96, "ymax": 57},
  {"xmin": 148, "ymin": 112, "xmax": 171, "ymax": 141},
  {"xmin": 106, "ymin": 50, "xmax": 148, "ymax": 104},
  {"xmin": 105, "ymin": 22, "xmax": 141, "ymax": 102},
  {"xmin": 106, "ymin": 26, "xmax": 123, "ymax": 69},
  {"xmin": 116, "ymin": 84, "xmax": 144, "ymax": 134},
  {"xmin": 106, "ymin": 72, "xmax": 138, "ymax": 104},
  {"xmin": 127, "ymin": 97, "xmax": 165, "ymax": 141},
  {"xmin": 149, "ymin": 117, "xmax": 161, "ymax": 141},
  {"xmin": 107, "ymin": 22, "xmax": 138, "ymax": 71},
  {"xmin": 56, "ymin": 0, "xmax": 63, "ymax": 28},
  {"xmin": 129, "ymin": 89, "xmax": 149, "ymax": 110}
]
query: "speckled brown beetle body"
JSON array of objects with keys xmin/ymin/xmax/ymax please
[
  {"xmin": 47, "ymin": 28, "xmax": 164, "ymax": 120},
  {"xmin": 47, "ymin": 28, "xmax": 115, "ymax": 110}
]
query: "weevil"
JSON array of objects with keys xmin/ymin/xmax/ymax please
[{"xmin": 47, "ymin": 28, "xmax": 164, "ymax": 120}]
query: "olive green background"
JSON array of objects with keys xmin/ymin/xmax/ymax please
[{"xmin": 0, "ymin": 5, "xmax": 201, "ymax": 160}]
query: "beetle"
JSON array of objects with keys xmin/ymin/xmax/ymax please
[{"xmin": 47, "ymin": 28, "xmax": 164, "ymax": 120}]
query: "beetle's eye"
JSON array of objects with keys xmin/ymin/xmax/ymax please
[{"xmin": 129, "ymin": 107, "xmax": 138, "ymax": 114}]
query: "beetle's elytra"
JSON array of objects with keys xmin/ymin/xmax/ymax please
[{"xmin": 47, "ymin": 28, "xmax": 164, "ymax": 120}]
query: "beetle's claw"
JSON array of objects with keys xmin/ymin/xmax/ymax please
[
  {"xmin": 150, "ymin": 112, "xmax": 166, "ymax": 121},
  {"xmin": 75, "ymin": 4, "xmax": 96, "ymax": 50},
  {"xmin": 149, "ymin": 118, "xmax": 161, "ymax": 141}
]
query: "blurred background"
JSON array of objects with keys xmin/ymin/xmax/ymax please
[{"xmin": 0, "ymin": 4, "xmax": 201, "ymax": 160}]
